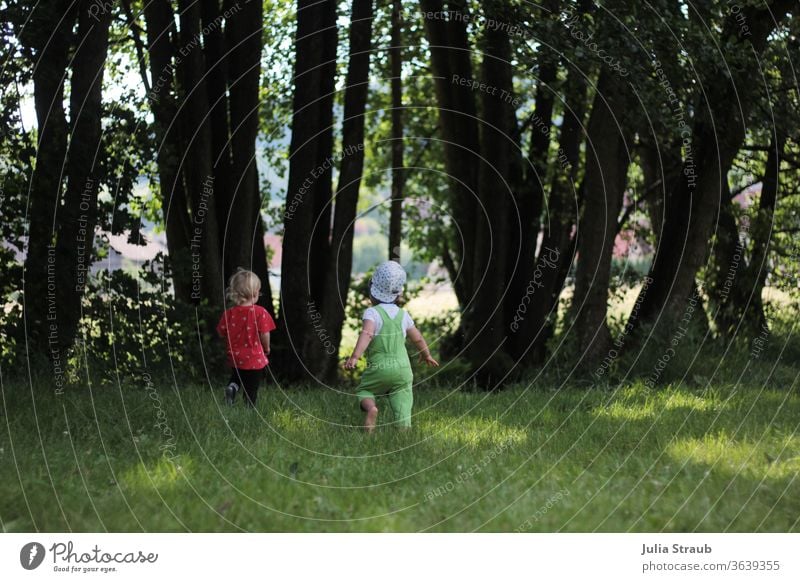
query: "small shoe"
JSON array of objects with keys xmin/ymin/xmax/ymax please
[{"xmin": 225, "ymin": 382, "xmax": 239, "ymax": 405}]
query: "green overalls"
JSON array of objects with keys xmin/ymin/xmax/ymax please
[{"xmin": 356, "ymin": 306, "xmax": 414, "ymax": 427}]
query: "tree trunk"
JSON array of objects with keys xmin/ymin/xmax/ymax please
[
  {"xmin": 177, "ymin": 0, "xmax": 224, "ymax": 306},
  {"xmin": 225, "ymin": 0, "xmax": 272, "ymax": 312},
  {"xmin": 388, "ymin": 0, "xmax": 403, "ymax": 262},
  {"xmin": 143, "ymin": 0, "xmax": 194, "ymax": 302},
  {"xmin": 515, "ymin": 63, "xmax": 588, "ymax": 366},
  {"xmin": 639, "ymin": 138, "xmax": 682, "ymax": 243},
  {"xmin": 22, "ymin": 1, "xmax": 75, "ymax": 353},
  {"xmin": 280, "ymin": 0, "xmax": 338, "ymax": 380},
  {"xmin": 419, "ymin": 0, "xmax": 479, "ymax": 300},
  {"xmin": 465, "ymin": 4, "xmax": 515, "ymax": 385},
  {"xmin": 313, "ymin": 0, "xmax": 375, "ymax": 380},
  {"xmin": 711, "ymin": 132, "xmax": 785, "ymax": 337},
  {"xmin": 201, "ymin": 0, "xmax": 233, "ymax": 275},
  {"xmin": 308, "ymin": 0, "xmax": 338, "ymax": 306},
  {"xmin": 640, "ymin": 140, "xmax": 710, "ymax": 338},
  {"xmin": 631, "ymin": 0, "xmax": 796, "ymax": 333},
  {"xmin": 54, "ymin": 2, "xmax": 112, "ymax": 350},
  {"xmin": 572, "ymin": 70, "xmax": 632, "ymax": 365},
  {"xmin": 707, "ymin": 180, "xmax": 741, "ymax": 335},
  {"xmin": 505, "ymin": 58, "xmax": 556, "ymax": 361},
  {"xmin": 745, "ymin": 132, "xmax": 785, "ymax": 333}
]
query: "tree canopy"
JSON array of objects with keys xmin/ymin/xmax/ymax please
[{"xmin": 1, "ymin": 0, "xmax": 798, "ymax": 388}]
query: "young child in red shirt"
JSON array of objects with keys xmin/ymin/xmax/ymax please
[{"xmin": 216, "ymin": 269, "xmax": 276, "ymax": 407}]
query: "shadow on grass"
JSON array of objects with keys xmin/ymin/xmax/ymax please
[{"xmin": 2, "ymin": 381, "xmax": 798, "ymax": 532}]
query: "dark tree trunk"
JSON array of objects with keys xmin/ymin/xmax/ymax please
[
  {"xmin": 201, "ymin": 0, "xmax": 233, "ymax": 272},
  {"xmin": 280, "ymin": 0, "xmax": 338, "ymax": 380},
  {"xmin": 21, "ymin": 1, "xmax": 75, "ymax": 353},
  {"xmin": 308, "ymin": 0, "xmax": 338, "ymax": 306},
  {"xmin": 572, "ymin": 70, "xmax": 633, "ymax": 365},
  {"xmin": 143, "ymin": 0, "xmax": 194, "ymax": 302},
  {"xmin": 639, "ymin": 139, "xmax": 682, "ymax": 243},
  {"xmin": 640, "ymin": 140, "xmax": 710, "ymax": 337},
  {"xmin": 631, "ymin": 0, "xmax": 796, "ymax": 334},
  {"xmin": 54, "ymin": 2, "xmax": 112, "ymax": 350},
  {"xmin": 515, "ymin": 63, "xmax": 588, "ymax": 366},
  {"xmin": 441, "ymin": 242, "xmax": 468, "ymax": 307},
  {"xmin": 634, "ymin": 113, "xmax": 734, "ymax": 333},
  {"xmin": 225, "ymin": 0, "xmax": 272, "ymax": 312},
  {"xmin": 388, "ymin": 0, "xmax": 403, "ymax": 262},
  {"xmin": 419, "ymin": 0, "xmax": 479, "ymax": 300},
  {"xmin": 465, "ymin": 5, "xmax": 516, "ymax": 385},
  {"xmin": 313, "ymin": 0, "xmax": 375, "ymax": 380},
  {"xmin": 505, "ymin": 58, "xmax": 556, "ymax": 361},
  {"xmin": 745, "ymin": 132, "xmax": 785, "ymax": 333},
  {"xmin": 711, "ymin": 133, "xmax": 785, "ymax": 337},
  {"xmin": 177, "ymin": 0, "xmax": 224, "ymax": 306},
  {"xmin": 707, "ymin": 180, "xmax": 742, "ymax": 335}
]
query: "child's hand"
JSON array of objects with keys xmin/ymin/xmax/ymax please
[
  {"xmin": 344, "ymin": 356, "xmax": 359, "ymax": 370},
  {"xmin": 419, "ymin": 353, "xmax": 439, "ymax": 367}
]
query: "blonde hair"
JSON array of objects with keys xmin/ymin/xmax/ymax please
[{"xmin": 226, "ymin": 269, "xmax": 261, "ymax": 305}]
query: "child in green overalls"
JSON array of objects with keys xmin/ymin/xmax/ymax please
[{"xmin": 344, "ymin": 261, "xmax": 439, "ymax": 432}]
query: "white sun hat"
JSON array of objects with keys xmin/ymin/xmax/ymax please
[{"xmin": 370, "ymin": 260, "xmax": 407, "ymax": 303}]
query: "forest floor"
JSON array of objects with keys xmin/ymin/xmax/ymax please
[{"xmin": 2, "ymin": 381, "xmax": 798, "ymax": 532}]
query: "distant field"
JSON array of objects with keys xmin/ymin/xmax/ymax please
[
  {"xmin": 403, "ymin": 283, "xmax": 798, "ymax": 328},
  {"xmin": 339, "ymin": 283, "xmax": 797, "ymax": 357},
  {"xmin": 406, "ymin": 283, "xmax": 460, "ymax": 318}
]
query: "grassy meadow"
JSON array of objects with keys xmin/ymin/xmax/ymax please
[{"xmin": 2, "ymin": 378, "xmax": 798, "ymax": 532}]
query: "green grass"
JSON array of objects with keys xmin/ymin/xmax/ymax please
[{"xmin": 1, "ymin": 380, "xmax": 799, "ymax": 532}]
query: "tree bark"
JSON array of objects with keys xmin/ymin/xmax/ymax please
[
  {"xmin": 143, "ymin": 0, "xmax": 194, "ymax": 302},
  {"xmin": 631, "ymin": 0, "xmax": 796, "ymax": 333},
  {"xmin": 177, "ymin": 0, "xmax": 225, "ymax": 306},
  {"xmin": 54, "ymin": 1, "xmax": 112, "ymax": 349},
  {"xmin": 745, "ymin": 132, "xmax": 785, "ymax": 333},
  {"xmin": 308, "ymin": 0, "xmax": 338, "ymax": 306},
  {"xmin": 388, "ymin": 0, "xmax": 403, "ymax": 262},
  {"xmin": 314, "ymin": 0, "xmax": 374, "ymax": 380},
  {"xmin": 280, "ymin": 0, "xmax": 338, "ymax": 380},
  {"xmin": 419, "ymin": 0, "xmax": 479, "ymax": 300},
  {"xmin": 640, "ymin": 140, "xmax": 710, "ymax": 337},
  {"xmin": 572, "ymin": 70, "xmax": 633, "ymax": 365},
  {"xmin": 707, "ymin": 180, "xmax": 742, "ymax": 336},
  {"xmin": 225, "ymin": 0, "xmax": 272, "ymax": 312},
  {"xmin": 21, "ymin": 1, "xmax": 75, "ymax": 353},
  {"xmin": 505, "ymin": 58, "xmax": 556, "ymax": 361},
  {"xmin": 710, "ymin": 132, "xmax": 785, "ymax": 337},
  {"xmin": 515, "ymin": 63, "xmax": 588, "ymax": 366},
  {"xmin": 201, "ymin": 0, "xmax": 233, "ymax": 273},
  {"xmin": 465, "ymin": 3, "xmax": 515, "ymax": 385},
  {"xmin": 639, "ymin": 138, "xmax": 682, "ymax": 243}
]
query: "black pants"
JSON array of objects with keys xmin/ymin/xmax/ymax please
[{"xmin": 230, "ymin": 368, "xmax": 265, "ymax": 406}]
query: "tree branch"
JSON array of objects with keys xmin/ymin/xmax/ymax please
[
  {"xmin": 616, "ymin": 197, "xmax": 640, "ymax": 233},
  {"xmin": 121, "ymin": 0, "xmax": 151, "ymax": 96}
]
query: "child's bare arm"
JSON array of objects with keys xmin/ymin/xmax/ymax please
[
  {"xmin": 260, "ymin": 332, "xmax": 270, "ymax": 355},
  {"xmin": 407, "ymin": 326, "xmax": 439, "ymax": 367},
  {"xmin": 344, "ymin": 319, "xmax": 376, "ymax": 369}
]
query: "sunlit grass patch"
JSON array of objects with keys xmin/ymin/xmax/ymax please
[
  {"xmin": 2, "ymin": 381, "xmax": 798, "ymax": 532},
  {"xmin": 421, "ymin": 414, "xmax": 528, "ymax": 448},
  {"xmin": 667, "ymin": 433, "xmax": 800, "ymax": 480},
  {"xmin": 120, "ymin": 454, "xmax": 192, "ymax": 490},
  {"xmin": 592, "ymin": 400, "xmax": 655, "ymax": 421},
  {"xmin": 661, "ymin": 390, "xmax": 719, "ymax": 412}
]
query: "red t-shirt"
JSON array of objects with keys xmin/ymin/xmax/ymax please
[{"xmin": 216, "ymin": 304, "xmax": 276, "ymax": 369}]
